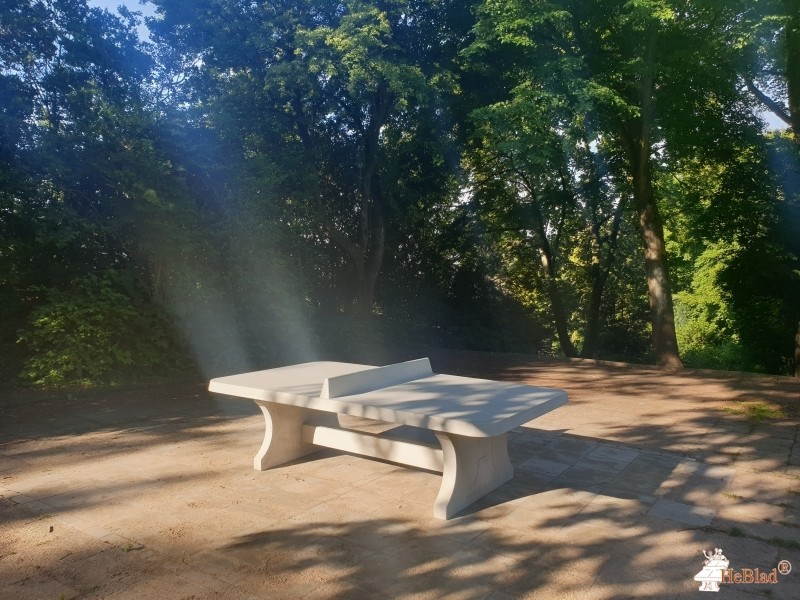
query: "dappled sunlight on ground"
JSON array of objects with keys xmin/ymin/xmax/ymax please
[{"xmin": 1, "ymin": 350, "xmax": 798, "ymax": 598}]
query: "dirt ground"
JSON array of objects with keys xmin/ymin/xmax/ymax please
[{"xmin": 1, "ymin": 348, "xmax": 799, "ymax": 599}]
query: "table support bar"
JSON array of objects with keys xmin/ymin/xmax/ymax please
[{"xmin": 301, "ymin": 424, "xmax": 445, "ymax": 472}]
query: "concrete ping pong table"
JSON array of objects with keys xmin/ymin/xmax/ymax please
[{"xmin": 208, "ymin": 358, "xmax": 568, "ymax": 519}]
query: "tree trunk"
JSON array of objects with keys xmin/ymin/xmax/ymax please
[
  {"xmin": 351, "ymin": 84, "xmax": 391, "ymax": 318},
  {"xmin": 306, "ymin": 84, "xmax": 391, "ymax": 319},
  {"xmin": 581, "ymin": 196, "xmax": 626, "ymax": 359},
  {"xmin": 627, "ymin": 136, "xmax": 681, "ymax": 367},
  {"xmin": 519, "ymin": 175, "xmax": 578, "ymax": 358},
  {"xmin": 633, "ymin": 172, "xmax": 682, "ymax": 368},
  {"xmin": 581, "ymin": 266, "xmax": 605, "ymax": 359},
  {"xmin": 355, "ymin": 202, "xmax": 385, "ymax": 318},
  {"xmin": 627, "ymin": 126, "xmax": 682, "ymax": 367},
  {"xmin": 537, "ymin": 248, "xmax": 578, "ymax": 358},
  {"xmin": 793, "ymin": 320, "xmax": 800, "ymax": 377},
  {"xmin": 621, "ymin": 31, "xmax": 682, "ymax": 369}
]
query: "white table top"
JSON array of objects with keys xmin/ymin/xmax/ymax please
[{"xmin": 209, "ymin": 361, "xmax": 568, "ymax": 437}]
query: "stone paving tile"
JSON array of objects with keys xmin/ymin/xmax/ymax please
[
  {"xmin": 528, "ymin": 438, "xmax": 597, "ymax": 466},
  {"xmin": 604, "ymin": 452, "xmax": 684, "ymax": 498},
  {"xmin": 503, "ymin": 553, "xmax": 607, "ymax": 599},
  {"xmin": 713, "ymin": 501, "xmax": 799, "ymax": 542},
  {"xmin": 0, "ymin": 571, "xmax": 81, "ymax": 600},
  {"xmin": 661, "ymin": 464, "xmax": 737, "ymax": 506},
  {"xmin": 698, "ymin": 452, "xmax": 741, "ymax": 466},
  {"xmin": 744, "ymin": 436, "xmax": 796, "ymax": 454},
  {"xmin": 516, "ymin": 456, "xmax": 572, "ymax": 477},
  {"xmin": 556, "ymin": 424, "xmax": 628, "ymax": 441},
  {"xmin": 469, "ymin": 521, "xmax": 558, "ymax": 561},
  {"xmin": 486, "ymin": 591, "xmax": 517, "ymax": 600},
  {"xmin": 557, "ymin": 458, "xmax": 627, "ymax": 486},
  {"xmin": 713, "ymin": 536, "xmax": 780, "ymax": 570},
  {"xmin": 303, "ymin": 454, "xmax": 397, "ymax": 486},
  {"xmin": 398, "ymin": 546, "xmax": 522, "ymax": 599},
  {"xmin": 593, "ymin": 552, "xmax": 696, "ymax": 595},
  {"xmin": 468, "ymin": 491, "xmax": 597, "ymax": 557},
  {"xmin": 0, "ymin": 456, "xmax": 29, "ymax": 475},
  {"xmin": 5, "ymin": 494, "xmax": 56, "ymax": 516},
  {"xmin": 578, "ymin": 493, "xmax": 654, "ymax": 523},
  {"xmin": 181, "ymin": 548, "xmax": 266, "ymax": 583},
  {"xmin": 647, "ymin": 498, "xmax": 716, "ymax": 527},
  {"xmin": 653, "ymin": 459, "xmax": 702, "ymax": 494},
  {"xmin": 471, "ymin": 469, "xmax": 554, "ymax": 510},
  {"xmin": 0, "ymin": 516, "xmax": 110, "ymax": 586},
  {"xmin": 93, "ymin": 571, "xmax": 223, "ymax": 599},
  {"xmin": 3, "ymin": 469, "xmax": 92, "ymax": 500},
  {"xmin": 0, "ymin": 484, "xmax": 23, "ymax": 501},
  {"xmin": 2, "ymin": 352, "xmax": 799, "ymax": 599}
]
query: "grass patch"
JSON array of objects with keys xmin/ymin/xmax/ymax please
[
  {"xmin": 723, "ymin": 492, "xmax": 744, "ymax": 500},
  {"xmin": 723, "ymin": 401, "xmax": 790, "ymax": 423},
  {"xmin": 692, "ymin": 525, "xmax": 800, "ymax": 551},
  {"xmin": 764, "ymin": 516, "xmax": 800, "ymax": 530},
  {"xmin": 766, "ymin": 536, "xmax": 800, "ymax": 550}
]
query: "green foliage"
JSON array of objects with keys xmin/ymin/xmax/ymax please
[
  {"xmin": 674, "ymin": 238, "xmax": 797, "ymax": 374},
  {"xmin": 1, "ymin": 0, "xmax": 799, "ymax": 387},
  {"xmin": 717, "ymin": 239, "xmax": 798, "ymax": 375},
  {"xmin": 674, "ymin": 242, "xmax": 745, "ymax": 370},
  {"xmin": 18, "ymin": 274, "xmax": 188, "ymax": 387}
]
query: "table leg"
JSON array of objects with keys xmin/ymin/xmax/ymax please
[
  {"xmin": 254, "ymin": 402, "xmax": 338, "ymax": 470},
  {"xmin": 433, "ymin": 432, "xmax": 514, "ymax": 519}
]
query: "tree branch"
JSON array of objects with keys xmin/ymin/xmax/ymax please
[
  {"xmin": 317, "ymin": 205, "xmax": 363, "ymax": 263},
  {"xmin": 745, "ymin": 79, "xmax": 792, "ymax": 125}
]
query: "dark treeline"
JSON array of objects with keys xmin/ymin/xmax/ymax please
[{"xmin": 1, "ymin": 0, "xmax": 799, "ymax": 386}]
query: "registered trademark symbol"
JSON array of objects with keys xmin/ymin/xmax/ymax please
[{"xmin": 777, "ymin": 560, "xmax": 791, "ymax": 575}]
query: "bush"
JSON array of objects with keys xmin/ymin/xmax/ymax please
[
  {"xmin": 673, "ymin": 244, "xmax": 746, "ymax": 371},
  {"xmin": 17, "ymin": 274, "xmax": 189, "ymax": 386}
]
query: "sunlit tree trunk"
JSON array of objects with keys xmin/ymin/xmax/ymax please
[
  {"xmin": 519, "ymin": 175, "xmax": 578, "ymax": 358},
  {"xmin": 622, "ymin": 32, "xmax": 682, "ymax": 368},
  {"xmin": 537, "ymin": 247, "xmax": 578, "ymax": 357},
  {"xmin": 630, "ymin": 152, "xmax": 682, "ymax": 368}
]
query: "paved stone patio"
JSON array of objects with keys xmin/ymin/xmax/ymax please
[{"xmin": 1, "ymin": 349, "xmax": 798, "ymax": 599}]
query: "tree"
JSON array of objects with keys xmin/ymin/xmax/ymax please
[
  {"xmin": 465, "ymin": 84, "xmax": 629, "ymax": 357},
  {"xmin": 735, "ymin": 0, "xmax": 800, "ymax": 375},
  {"xmin": 148, "ymin": 0, "xmax": 462, "ymax": 319},
  {"xmin": 0, "ymin": 0, "xmax": 203, "ymax": 383},
  {"xmin": 468, "ymin": 0, "xmax": 766, "ymax": 368},
  {"xmin": 740, "ymin": 0, "xmax": 800, "ymax": 137}
]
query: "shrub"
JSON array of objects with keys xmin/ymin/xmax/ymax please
[{"xmin": 18, "ymin": 274, "xmax": 188, "ymax": 386}]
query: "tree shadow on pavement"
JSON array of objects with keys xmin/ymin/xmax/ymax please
[{"xmin": 1, "ymin": 350, "xmax": 798, "ymax": 599}]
